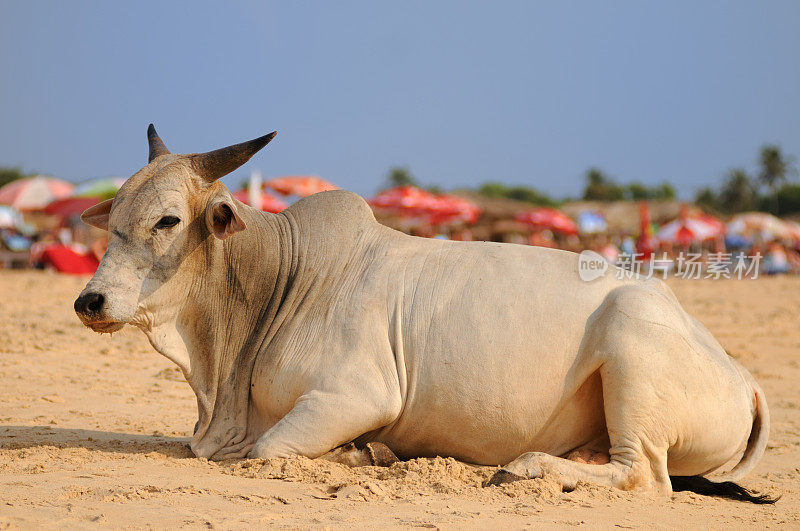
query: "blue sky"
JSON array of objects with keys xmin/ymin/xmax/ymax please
[{"xmin": 1, "ymin": 1, "xmax": 798, "ymax": 199}]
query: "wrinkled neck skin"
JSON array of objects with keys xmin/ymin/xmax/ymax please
[{"xmin": 137, "ymin": 206, "xmax": 294, "ymax": 459}]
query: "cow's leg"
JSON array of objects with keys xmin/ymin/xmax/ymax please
[
  {"xmin": 484, "ymin": 386, "xmax": 671, "ymax": 493},
  {"xmin": 486, "ymin": 376, "xmax": 672, "ymax": 494},
  {"xmin": 248, "ymin": 387, "xmax": 401, "ymax": 460},
  {"xmin": 485, "ymin": 336, "xmax": 674, "ymax": 493},
  {"xmin": 486, "ymin": 445, "xmax": 670, "ymax": 494},
  {"xmin": 488, "ymin": 287, "xmax": 689, "ymax": 494}
]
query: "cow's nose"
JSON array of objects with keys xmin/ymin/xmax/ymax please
[{"xmin": 74, "ymin": 292, "xmax": 105, "ymax": 316}]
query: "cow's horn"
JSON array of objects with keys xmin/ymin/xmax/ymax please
[
  {"xmin": 189, "ymin": 131, "xmax": 277, "ymax": 182},
  {"xmin": 147, "ymin": 123, "xmax": 171, "ymax": 162}
]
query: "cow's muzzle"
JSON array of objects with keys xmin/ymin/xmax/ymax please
[{"xmin": 74, "ymin": 291, "xmax": 125, "ymax": 333}]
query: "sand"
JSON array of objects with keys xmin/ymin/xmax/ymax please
[{"xmin": 1, "ymin": 270, "xmax": 798, "ymax": 529}]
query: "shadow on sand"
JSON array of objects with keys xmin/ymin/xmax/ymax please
[{"xmin": 0, "ymin": 425, "xmax": 194, "ymax": 458}]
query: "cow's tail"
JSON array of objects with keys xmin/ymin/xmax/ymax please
[
  {"xmin": 670, "ymin": 374, "xmax": 778, "ymax": 504},
  {"xmin": 669, "ymin": 476, "xmax": 777, "ymax": 503}
]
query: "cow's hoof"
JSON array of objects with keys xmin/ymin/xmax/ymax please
[
  {"xmin": 484, "ymin": 468, "xmax": 526, "ymax": 487},
  {"xmin": 366, "ymin": 442, "xmax": 399, "ymax": 467}
]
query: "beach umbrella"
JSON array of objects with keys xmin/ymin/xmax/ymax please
[
  {"xmin": 44, "ymin": 197, "xmax": 105, "ymax": 218},
  {"xmin": 782, "ymin": 220, "xmax": 800, "ymax": 241},
  {"xmin": 727, "ymin": 212, "xmax": 794, "ymax": 241},
  {"xmin": 515, "ymin": 208, "xmax": 578, "ymax": 235},
  {"xmin": 577, "ymin": 210, "xmax": 607, "ymax": 234},
  {"xmin": 232, "ymin": 189, "xmax": 288, "ymax": 213},
  {"xmin": 72, "ymin": 177, "xmax": 127, "ymax": 200},
  {"xmin": 426, "ymin": 194, "xmax": 481, "ymax": 225},
  {"xmin": 656, "ymin": 207, "xmax": 725, "ymax": 245},
  {"xmin": 43, "ymin": 177, "xmax": 127, "ymax": 218},
  {"xmin": 0, "ymin": 205, "xmax": 23, "ymax": 228},
  {"xmin": 265, "ymin": 175, "xmax": 339, "ymax": 197},
  {"xmin": 698, "ymin": 213, "xmax": 726, "ymax": 235},
  {"xmin": 369, "ymin": 186, "xmax": 438, "ymax": 216},
  {"xmin": 369, "ymin": 187, "xmax": 480, "ymax": 225},
  {"xmin": 0, "ymin": 175, "xmax": 74, "ymax": 210}
]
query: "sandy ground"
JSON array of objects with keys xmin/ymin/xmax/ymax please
[{"xmin": 1, "ymin": 270, "xmax": 799, "ymax": 529}]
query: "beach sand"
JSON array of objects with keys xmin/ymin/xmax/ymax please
[{"xmin": 1, "ymin": 270, "xmax": 798, "ymax": 528}]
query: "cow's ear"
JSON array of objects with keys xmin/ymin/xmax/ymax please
[
  {"xmin": 80, "ymin": 199, "xmax": 114, "ymax": 231},
  {"xmin": 205, "ymin": 198, "xmax": 246, "ymax": 240}
]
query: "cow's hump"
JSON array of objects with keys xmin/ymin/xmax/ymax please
[{"xmin": 284, "ymin": 190, "xmax": 379, "ymax": 235}]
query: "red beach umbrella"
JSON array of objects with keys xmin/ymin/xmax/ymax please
[
  {"xmin": 426, "ymin": 194, "xmax": 481, "ymax": 224},
  {"xmin": 44, "ymin": 197, "xmax": 105, "ymax": 217},
  {"xmin": 265, "ymin": 176, "xmax": 339, "ymax": 197},
  {"xmin": 515, "ymin": 208, "xmax": 578, "ymax": 235},
  {"xmin": 656, "ymin": 206, "xmax": 725, "ymax": 245},
  {"xmin": 369, "ymin": 186, "xmax": 436, "ymax": 214},
  {"xmin": 232, "ymin": 189, "xmax": 288, "ymax": 213},
  {"xmin": 369, "ymin": 187, "xmax": 481, "ymax": 225}
]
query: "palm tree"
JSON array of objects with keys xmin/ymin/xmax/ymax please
[
  {"xmin": 718, "ymin": 169, "xmax": 756, "ymax": 214},
  {"xmin": 759, "ymin": 145, "xmax": 796, "ymax": 213},
  {"xmin": 695, "ymin": 187, "xmax": 718, "ymax": 212}
]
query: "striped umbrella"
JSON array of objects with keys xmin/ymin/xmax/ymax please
[
  {"xmin": 265, "ymin": 175, "xmax": 339, "ymax": 197},
  {"xmin": 44, "ymin": 177, "xmax": 128, "ymax": 217},
  {"xmin": 656, "ymin": 211, "xmax": 725, "ymax": 245},
  {"xmin": 782, "ymin": 220, "xmax": 800, "ymax": 242},
  {"xmin": 0, "ymin": 175, "xmax": 74, "ymax": 210},
  {"xmin": 727, "ymin": 212, "xmax": 794, "ymax": 241}
]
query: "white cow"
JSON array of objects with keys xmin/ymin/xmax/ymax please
[{"xmin": 74, "ymin": 126, "xmax": 772, "ymax": 501}]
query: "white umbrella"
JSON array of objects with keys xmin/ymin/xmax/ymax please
[
  {"xmin": 0, "ymin": 175, "xmax": 74, "ymax": 210},
  {"xmin": 727, "ymin": 212, "xmax": 793, "ymax": 241},
  {"xmin": 656, "ymin": 216, "xmax": 724, "ymax": 244}
]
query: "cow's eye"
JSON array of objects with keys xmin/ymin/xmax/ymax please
[{"xmin": 154, "ymin": 215, "xmax": 180, "ymax": 230}]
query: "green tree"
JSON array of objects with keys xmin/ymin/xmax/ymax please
[
  {"xmin": 717, "ymin": 168, "xmax": 757, "ymax": 214},
  {"xmin": 654, "ymin": 182, "xmax": 676, "ymax": 200},
  {"xmin": 476, "ymin": 182, "xmax": 556, "ymax": 206},
  {"xmin": 506, "ymin": 186, "xmax": 556, "ymax": 206},
  {"xmin": 477, "ymin": 182, "xmax": 509, "ymax": 198},
  {"xmin": 582, "ymin": 168, "xmax": 624, "ymax": 201},
  {"xmin": 758, "ymin": 145, "xmax": 794, "ymax": 191},
  {"xmin": 0, "ymin": 166, "xmax": 28, "ymax": 189},
  {"xmin": 760, "ymin": 184, "xmax": 800, "ymax": 216},
  {"xmin": 626, "ymin": 182, "xmax": 649, "ymax": 200},
  {"xmin": 695, "ymin": 187, "xmax": 718, "ymax": 211},
  {"xmin": 386, "ymin": 166, "xmax": 417, "ymax": 188},
  {"xmin": 625, "ymin": 181, "xmax": 674, "ymax": 200},
  {"xmin": 758, "ymin": 145, "xmax": 796, "ymax": 213}
]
